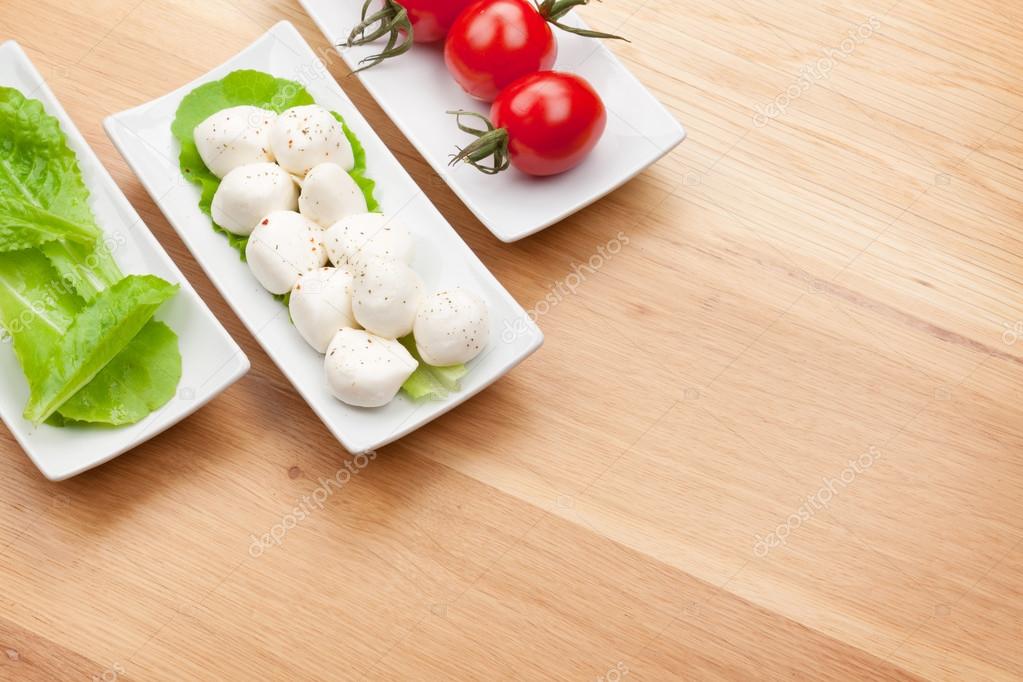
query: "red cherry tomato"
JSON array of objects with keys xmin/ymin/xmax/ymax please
[
  {"xmin": 450, "ymin": 71, "xmax": 607, "ymax": 176},
  {"xmin": 444, "ymin": 0, "xmax": 558, "ymax": 102},
  {"xmin": 402, "ymin": 0, "xmax": 477, "ymax": 43}
]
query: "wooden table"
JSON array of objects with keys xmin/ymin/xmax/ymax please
[{"xmin": 2, "ymin": 0, "xmax": 1022, "ymax": 679}]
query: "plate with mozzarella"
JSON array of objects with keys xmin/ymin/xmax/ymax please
[{"xmin": 104, "ymin": 22, "xmax": 542, "ymax": 454}]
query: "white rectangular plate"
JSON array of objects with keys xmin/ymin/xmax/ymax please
[
  {"xmin": 0, "ymin": 41, "xmax": 250, "ymax": 481},
  {"xmin": 300, "ymin": 0, "xmax": 686, "ymax": 241},
  {"xmin": 104, "ymin": 21, "xmax": 543, "ymax": 455}
]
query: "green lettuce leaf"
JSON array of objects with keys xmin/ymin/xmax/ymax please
[
  {"xmin": 56, "ymin": 320, "xmax": 181, "ymax": 425},
  {"xmin": 0, "ymin": 87, "xmax": 99, "ymax": 238},
  {"xmin": 23, "ymin": 275, "xmax": 179, "ymax": 424},
  {"xmin": 398, "ymin": 335, "xmax": 468, "ymax": 401},
  {"xmin": 39, "ymin": 239, "xmax": 122, "ymax": 303},
  {"xmin": 0, "ymin": 249, "xmax": 83, "ymax": 382},
  {"xmin": 171, "ymin": 69, "xmax": 379, "ymax": 263},
  {"xmin": 0, "ymin": 195, "xmax": 100, "ymax": 251},
  {"xmin": 0, "ymin": 251, "xmax": 180, "ymax": 426},
  {"xmin": 0, "ymin": 86, "xmax": 120, "ymax": 302},
  {"xmin": 0, "ymin": 88, "xmax": 182, "ymax": 427}
]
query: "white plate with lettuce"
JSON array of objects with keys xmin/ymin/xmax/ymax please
[
  {"xmin": 104, "ymin": 21, "xmax": 542, "ymax": 454},
  {"xmin": 0, "ymin": 41, "xmax": 250, "ymax": 481}
]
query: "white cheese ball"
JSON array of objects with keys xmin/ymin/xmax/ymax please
[
  {"xmin": 414, "ymin": 289, "xmax": 490, "ymax": 366},
  {"xmin": 270, "ymin": 105, "xmax": 354, "ymax": 177},
  {"xmin": 298, "ymin": 163, "xmax": 368, "ymax": 228},
  {"xmin": 323, "ymin": 213, "xmax": 414, "ymax": 268},
  {"xmin": 211, "ymin": 162, "xmax": 297, "ymax": 236},
  {"xmin": 245, "ymin": 210, "xmax": 327, "ymax": 295},
  {"xmin": 194, "ymin": 105, "xmax": 276, "ymax": 178},
  {"xmin": 324, "ymin": 328, "xmax": 418, "ymax": 408},
  {"xmin": 290, "ymin": 267, "xmax": 359, "ymax": 353},
  {"xmin": 351, "ymin": 257, "xmax": 423, "ymax": 338}
]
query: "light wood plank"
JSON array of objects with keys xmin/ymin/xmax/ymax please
[{"xmin": 1, "ymin": 0, "xmax": 1021, "ymax": 679}]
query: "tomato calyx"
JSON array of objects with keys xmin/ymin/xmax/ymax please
[
  {"xmin": 534, "ymin": 0, "xmax": 630, "ymax": 41},
  {"xmin": 447, "ymin": 110, "xmax": 511, "ymax": 175},
  {"xmin": 343, "ymin": 0, "xmax": 414, "ymax": 72}
]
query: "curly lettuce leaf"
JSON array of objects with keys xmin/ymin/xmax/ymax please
[
  {"xmin": 40, "ymin": 239, "xmax": 122, "ymax": 303},
  {"xmin": 23, "ymin": 275, "xmax": 178, "ymax": 424},
  {"xmin": 0, "ymin": 86, "xmax": 119, "ymax": 302},
  {"xmin": 56, "ymin": 320, "xmax": 181, "ymax": 425},
  {"xmin": 0, "ymin": 251, "xmax": 180, "ymax": 426},
  {"xmin": 0, "ymin": 195, "xmax": 100, "ymax": 251},
  {"xmin": 398, "ymin": 335, "xmax": 468, "ymax": 401},
  {"xmin": 0, "ymin": 88, "xmax": 182, "ymax": 427},
  {"xmin": 0, "ymin": 249, "xmax": 83, "ymax": 382},
  {"xmin": 171, "ymin": 69, "xmax": 379, "ymax": 263},
  {"xmin": 0, "ymin": 87, "xmax": 98, "ymax": 237}
]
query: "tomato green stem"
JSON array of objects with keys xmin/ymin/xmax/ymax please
[
  {"xmin": 535, "ymin": 0, "xmax": 630, "ymax": 40},
  {"xmin": 447, "ymin": 110, "xmax": 511, "ymax": 175},
  {"xmin": 343, "ymin": 0, "xmax": 414, "ymax": 72}
]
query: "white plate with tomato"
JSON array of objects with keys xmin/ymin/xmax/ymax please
[{"xmin": 299, "ymin": 0, "xmax": 686, "ymax": 242}]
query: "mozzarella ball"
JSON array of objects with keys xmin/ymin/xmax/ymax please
[
  {"xmin": 270, "ymin": 105, "xmax": 354, "ymax": 177},
  {"xmin": 211, "ymin": 162, "xmax": 297, "ymax": 236},
  {"xmin": 414, "ymin": 289, "xmax": 490, "ymax": 366},
  {"xmin": 324, "ymin": 328, "xmax": 418, "ymax": 408},
  {"xmin": 245, "ymin": 211, "xmax": 327, "ymax": 295},
  {"xmin": 290, "ymin": 267, "xmax": 359, "ymax": 353},
  {"xmin": 193, "ymin": 105, "xmax": 276, "ymax": 178},
  {"xmin": 298, "ymin": 163, "xmax": 368, "ymax": 228},
  {"xmin": 351, "ymin": 257, "xmax": 423, "ymax": 338},
  {"xmin": 323, "ymin": 213, "xmax": 414, "ymax": 268}
]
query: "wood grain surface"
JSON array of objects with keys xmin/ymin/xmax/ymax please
[{"xmin": 2, "ymin": 0, "xmax": 1022, "ymax": 679}]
